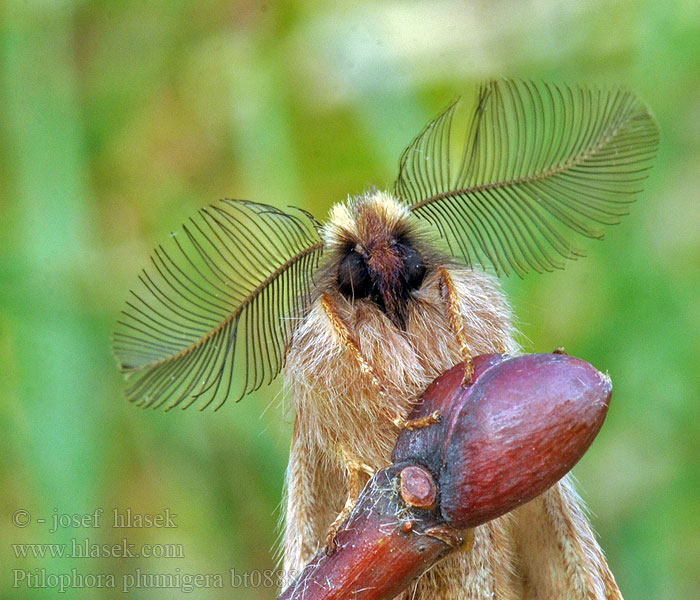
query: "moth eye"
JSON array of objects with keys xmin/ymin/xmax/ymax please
[
  {"xmin": 338, "ymin": 249, "xmax": 372, "ymax": 299},
  {"xmin": 402, "ymin": 245, "xmax": 426, "ymax": 291}
]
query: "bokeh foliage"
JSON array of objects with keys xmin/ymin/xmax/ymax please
[{"xmin": 1, "ymin": 1, "xmax": 698, "ymax": 598}]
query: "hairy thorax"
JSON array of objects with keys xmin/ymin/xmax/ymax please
[{"xmin": 285, "ymin": 264, "xmax": 517, "ymax": 471}]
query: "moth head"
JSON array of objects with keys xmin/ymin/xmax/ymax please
[{"xmin": 324, "ymin": 191, "xmax": 429, "ymax": 329}]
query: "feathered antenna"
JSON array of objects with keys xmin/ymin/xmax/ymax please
[
  {"xmin": 395, "ymin": 80, "xmax": 660, "ymax": 276},
  {"xmin": 112, "ymin": 199, "xmax": 324, "ymax": 411}
]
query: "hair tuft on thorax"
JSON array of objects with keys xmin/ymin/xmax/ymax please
[{"xmin": 323, "ymin": 191, "xmax": 413, "ymax": 250}]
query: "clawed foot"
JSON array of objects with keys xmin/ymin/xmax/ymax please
[
  {"xmin": 461, "ymin": 359, "xmax": 474, "ymax": 387},
  {"xmin": 393, "ymin": 410, "xmax": 442, "ymax": 430},
  {"xmin": 324, "ymin": 507, "xmax": 349, "ymax": 555}
]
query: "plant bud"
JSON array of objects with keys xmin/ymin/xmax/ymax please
[{"xmin": 393, "ymin": 353, "xmax": 612, "ymax": 528}]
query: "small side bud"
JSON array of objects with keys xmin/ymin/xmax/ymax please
[{"xmin": 399, "ymin": 466, "xmax": 437, "ymax": 509}]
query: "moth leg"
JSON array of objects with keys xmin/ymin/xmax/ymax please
[
  {"xmin": 438, "ymin": 267, "xmax": 510, "ymax": 384},
  {"xmin": 320, "ymin": 293, "xmax": 409, "ymax": 425},
  {"xmin": 324, "ymin": 453, "xmax": 374, "ymax": 554},
  {"xmin": 438, "ymin": 267, "xmax": 475, "ymax": 384},
  {"xmin": 321, "ymin": 294, "xmax": 441, "ymax": 430},
  {"xmin": 320, "ymin": 294, "xmax": 384, "ymax": 389},
  {"xmin": 394, "ymin": 410, "xmax": 442, "ymax": 430}
]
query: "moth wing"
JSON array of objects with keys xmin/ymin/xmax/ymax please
[
  {"xmin": 513, "ymin": 475, "xmax": 622, "ymax": 598},
  {"xmin": 282, "ymin": 420, "xmax": 345, "ymax": 588},
  {"xmin": 113, "ymin": 199, "xmax": 324, "ymax": 411},
  {"xmin": 395, "ymin": 80, "xmax": 659, "ymax": 276}
]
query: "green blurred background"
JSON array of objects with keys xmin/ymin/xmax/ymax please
[{"xmin": 1, "ymin": 1, "xmax": 698, "ymax": 598}]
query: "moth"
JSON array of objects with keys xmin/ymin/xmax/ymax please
[{"xmin": 113, "ymin": 80, "xmax": 658, "ymax": 599}]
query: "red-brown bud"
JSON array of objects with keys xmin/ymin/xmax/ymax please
[{"xmin": 393, "ymin": 353, "xmax": 612, "ymax": 528}]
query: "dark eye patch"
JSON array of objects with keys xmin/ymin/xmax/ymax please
[
  {"xmin": 338, "ymin": 249, "xmax": 372, "ymax": 299},
  {"xmin": 398, "ymin": 242, "xmax": 426, "ymax": 291}
]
